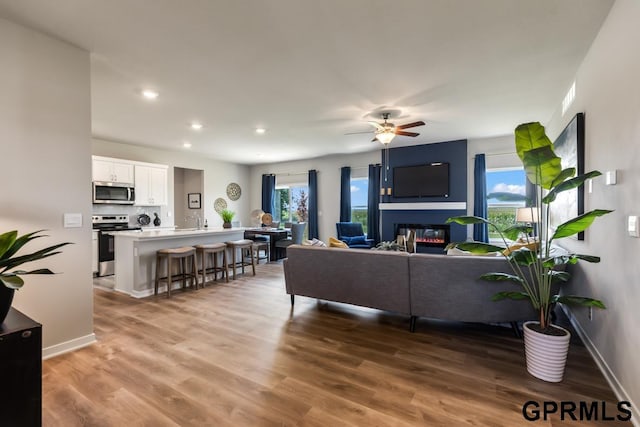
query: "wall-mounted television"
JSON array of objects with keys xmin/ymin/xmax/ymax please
[{"xmin": 393, "ymin": 162, "xmax": 449, "ymax": 198}]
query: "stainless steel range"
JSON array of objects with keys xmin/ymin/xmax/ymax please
[{"xmin": 92, "ymin": 214, "xmax": 141, "ymax": 276}]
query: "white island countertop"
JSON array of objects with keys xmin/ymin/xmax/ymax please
[
  {"xmin": 115, "ymin": 227, "xmax": 246, "ymax": 240},
  {"xmin": 113, "ymin": 227, "xmax": 246, "ymax": 297}
]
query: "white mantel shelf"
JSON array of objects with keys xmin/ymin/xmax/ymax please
[{"xmin": 379, "ymin": 202, "xmax": 467, "ymax": 210}]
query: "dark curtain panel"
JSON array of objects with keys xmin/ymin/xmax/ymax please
[
  {"xmin": 340, "ymin": 166, "xmax": 351, "ymax": 222},
  {"xmin": 367, "ymin": 164, "xmax": 382, "ymax": 243},
  {"xmin": 308, "ymin": 170, "xmax": 319, "ymax": 239},
  {"xmin": 261, "ymin": 174, "xmax": 276, "ymax": 215},
  {"xmin": 473, "ymin": 154, "xmax": 489, "ymax": 242}
]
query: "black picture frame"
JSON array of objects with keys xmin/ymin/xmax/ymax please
[
  {"xmin": 551, "ymin": 112, "xmax": 585, "ymax": 240},
  {"xmin": 187, "ymin": 193, "xmax": 201, "ymax": 209}
]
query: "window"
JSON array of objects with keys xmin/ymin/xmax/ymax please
[
  {"xmin": 486, "ymin": 168, "xmax": 526, "ymax": 240},
  {"xmin": 275, "ymin": 185, "xmax": 309, "ymax": 238},
  {"xmin": 350, "ymin": 177, "xmax": 368, "ymax": 231}
]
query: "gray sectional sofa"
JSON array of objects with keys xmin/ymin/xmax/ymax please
[{"xmin": 283, "ymin": 244, "xmax": 538, "ymax": 333}]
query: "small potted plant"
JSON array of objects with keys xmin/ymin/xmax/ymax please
[
  {"xmin": 0, "ymin": 230, "xmax": 71, "ymax": 324},
  {"xmin": 220, "ymin": 209, "xmax": 235, "ymax": 228},
  {"xmin": 446, "ymin": 121, "xmax": 612, "ymax": 382}
]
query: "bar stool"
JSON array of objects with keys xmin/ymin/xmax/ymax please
[
  {"xmin": 154, "ymin": 246, "xmax": 198, "ymax": 297},
  {"xmin": 251, "ymin": 240, "xmax": 270, "ymax": 264},
  {"xmin": 225, "ymin": 239, "xmax": 255, "ymax": 279},
  {"xmin": 195, "ymin": 243, "xmax": 228, "ymax": 286}
]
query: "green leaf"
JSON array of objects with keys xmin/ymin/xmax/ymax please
[
  {"xmin": 0, "ymin": 230, "xmax": 49, "ymax": 261},
  {"xmin": 514, "ymin": 122, "xmax": 553, "ymax": 158},
  {"xmin": 480, "ymin": 273, "xmax": 524, "ymax": 284},
  {"xmin": 446, "ymin": 216, "xmax": 489, "ymax": 225},
  {"xmin": 548, "ymin": 270, "xmax": 571, "ymax": 283},
  {"xmin": 502, "ymin": 225, "xmax": 531, "ymax": 241},
  {"xmin": 551, "ymin": 209, "xmax": 613, "ymax": 240},
  {"xmin": 553, "ymin": 295, "xmax": 606, "ymax": 309},
  {"xmin": 0, "ymin": 274, "xmax": 24, "ymax": 290},
  {"xmin": 521, "ymin": 146, "xmax": 563, "ymax": 190},
  {"xmin": 543, "ymin": 253, "xmax": 601, "ymax": 268},
  {"xmin": 0, "ymin": 231, "xmax": 18, "ymax": 259},
  {"xmin": 544, "ymin": 171, "xmax": 602, "ymax": 204},
  {"xmin": 450, "ymin": 241, "xmax": 505, "ymax": 254},
  {"xmin": 0, "ymin": 242, "xmax": 71, "ymax": 271},
  {"xmin": 492, "ymin": 291, "xmax": 530, "ymax": 301},
  {"xmin": 550, "ymin": 167, "xmax": 576, "ymax": 188},
  {"xmin": 508, "ymin": 248, "xmax": 539, "ymax": 266}
]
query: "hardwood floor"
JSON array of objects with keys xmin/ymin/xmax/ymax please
[{"xmin": 43, "ymin": 262, "xmax": 625, "ymax": 426}]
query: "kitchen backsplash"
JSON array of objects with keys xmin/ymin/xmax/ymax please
[{"xmin": 92, "ymin": 204, "xmax": 174, "ymax": 228}]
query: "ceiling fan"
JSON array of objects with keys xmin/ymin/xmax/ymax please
[{"xmin": 368, "ymin": 113, "xmax": 425, "ymax": 145}]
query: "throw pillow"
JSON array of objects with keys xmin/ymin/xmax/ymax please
[
  {"xmin": 329, "ymin": 236, "xmax": 349, "ymax": 248},
  {"xmin": 349, "ymin": 235, "xmax": 366, "ymax": 245},
  {"xmin": 302, "ymin": 238, "xmax": 327, "ymax": 247},
  {"xmin": 502, "ymin": 241, "xmax": 539, "ymax": 256}
]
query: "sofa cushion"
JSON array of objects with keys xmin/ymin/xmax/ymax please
[{"xmin": 284, "ymin": 245, "xmax": 411, "ymax": 314}]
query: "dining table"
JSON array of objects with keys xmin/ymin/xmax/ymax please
[{"xmin": 243, "ymin": 227, "xmax": 290, "ymax": 261}]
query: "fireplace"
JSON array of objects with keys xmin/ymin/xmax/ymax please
[{"xmin": 395, "ymin": 223, "xmax": 450, "ymax": 250}]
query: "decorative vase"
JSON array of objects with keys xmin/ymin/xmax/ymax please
[
  {"xmin": 0, "ymin": 285, "xmax": 16, "ymax": 325},
  {"xmin": 223, "ymin": 222, "xmax": 232, "ymax": 229},
  {"xmin": 153, "ymin": 212, "xmax": 161, "ymax": 226},
  {"xmin": 523, "ymin": 321, "xmax": 571, "ymax": 382}
]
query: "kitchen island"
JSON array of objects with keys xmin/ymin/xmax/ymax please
[{"xmin": 113, "ymin": 228, "xmax": 245, "ymax": 297}]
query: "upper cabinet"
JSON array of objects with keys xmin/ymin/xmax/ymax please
[
  {"xmin": 134, "ymin": 164, "xmax": 168, "ymax": 206},
  {"xmin": 92, "ymin": 157, "xmax": 134, "ymax": 184}
]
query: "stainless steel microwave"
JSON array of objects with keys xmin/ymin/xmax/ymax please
[{"xmin": 92, "ymin": 181, "xmax": 135, "ymax": 204}]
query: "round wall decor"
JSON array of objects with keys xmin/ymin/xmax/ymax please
[
  {"xmin": 214, "ymin": 197, "xmax": 227, "ymax": 213},
  {"xmin": 226, "ymin": 182, "xmax": 242, "ymax": 201}
]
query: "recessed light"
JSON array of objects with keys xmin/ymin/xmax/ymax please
[
  {"xmin": 183, "ymin": 142, "xmax": 192, "ymax": 148},
  {"xmin": 190, "ymin": 122, "xmax": 203, "ymax": 130},
  {"xmin": 142, "ymin": 89, "xmax": 159, "ymax": 100},
  {"xmin": 255, "ymin": 128, "xmax": 266, "ymax": 134}
]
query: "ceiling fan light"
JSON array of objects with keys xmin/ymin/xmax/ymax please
[{"xmin": 376, "ymin": 131, "xmax": 395, "ymax": 145}]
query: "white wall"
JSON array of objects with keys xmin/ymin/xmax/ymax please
[
  {"xmin": 0, "ymin": 18, "xmax": 94, "ymax": 355},
  {"xmin": 249, "ymin": 151, "xmax": 381, "ymax": 243},
  {"xmin": 92, "ymin": 139, "xmax": 250, "ymax": 228},
  {"xmin": 545, "ymin": 0, "xmax": 639, "ymax": 411}
]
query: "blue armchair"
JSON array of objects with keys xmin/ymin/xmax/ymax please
[{"xmin": 336, "ymin": 222, "xmax": 374, "ymax": 249}]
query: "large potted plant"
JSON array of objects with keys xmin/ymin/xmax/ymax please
[
  {"xmin": 446, "ymin": 122, "xmax": 612, "ymax": 382},
  {"xmin": 0, "ymin": 230, "xmax": 71, "ymax": 324}
]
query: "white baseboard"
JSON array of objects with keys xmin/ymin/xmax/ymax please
[
  {"xmin": 42, "ymin": 333, "xmax": 97, "ymax": 360},
  {"xmin": 563, "ymin": 307, "xmax": 638, "ymax": 426}
]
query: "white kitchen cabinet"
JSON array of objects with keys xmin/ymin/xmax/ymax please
[
  {"xmin": 92, "ymin": 156, "xmax": 134, "ymax": 183},
  {"xmin": 92, "ymin": 230, "xmax": 99, "ymax": 274},
  {"xmin": 134, "ymin": 164, "xmax": 168, "ymax": 206}
]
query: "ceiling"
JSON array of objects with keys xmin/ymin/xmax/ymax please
[{"xmin": 0, "ymin": 0, "xmax": 614, "ymax": 165}]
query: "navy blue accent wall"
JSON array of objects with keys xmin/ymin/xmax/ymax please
[
  {"xmin": 381, "ymin": 139, "xmax": 467, "ymax": 202},
  {"xmin": 380, "ymin": 140, "xmax": 468, "ymax": 245}
]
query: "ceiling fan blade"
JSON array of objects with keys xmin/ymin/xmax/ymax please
[
  {"xmin": 395, "ymin": 130, "xmax": 420, "ymax": 137},
  {"xmin": 397, "ymin": 121, "xmax": 426, "ymax": 130},
  {"xmin": 371, "ymin": 136, "xmax": 379, "ymax": 142},
  {"xmin": 344, "ymin": 130, "xmax": 373, "ymax": 135},
  {"xmin": 368, "ymin": 121, "xmax": 385, "ymax": 131}
]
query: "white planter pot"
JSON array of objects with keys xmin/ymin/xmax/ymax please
[{"xmin": 523, "ymin": 321, "xmax": 571, "ymax": 383}]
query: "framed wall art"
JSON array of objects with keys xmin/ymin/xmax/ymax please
[
  {"xmin": 188, "ymin": 193, "xmax": 201, "ymax": 209},
  {"xmin": 550, "ymin": 112, "xmax": 585, "ymax": 240}
]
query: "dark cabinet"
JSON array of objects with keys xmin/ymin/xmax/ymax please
[{"xmin": 0, "ymin": 308, "xmax": 42, "ymax": 427}]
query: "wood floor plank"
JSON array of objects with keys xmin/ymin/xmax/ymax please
[{"xmin": 40, "ymin": 261, "xmax": 623, "ymax": 426}]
